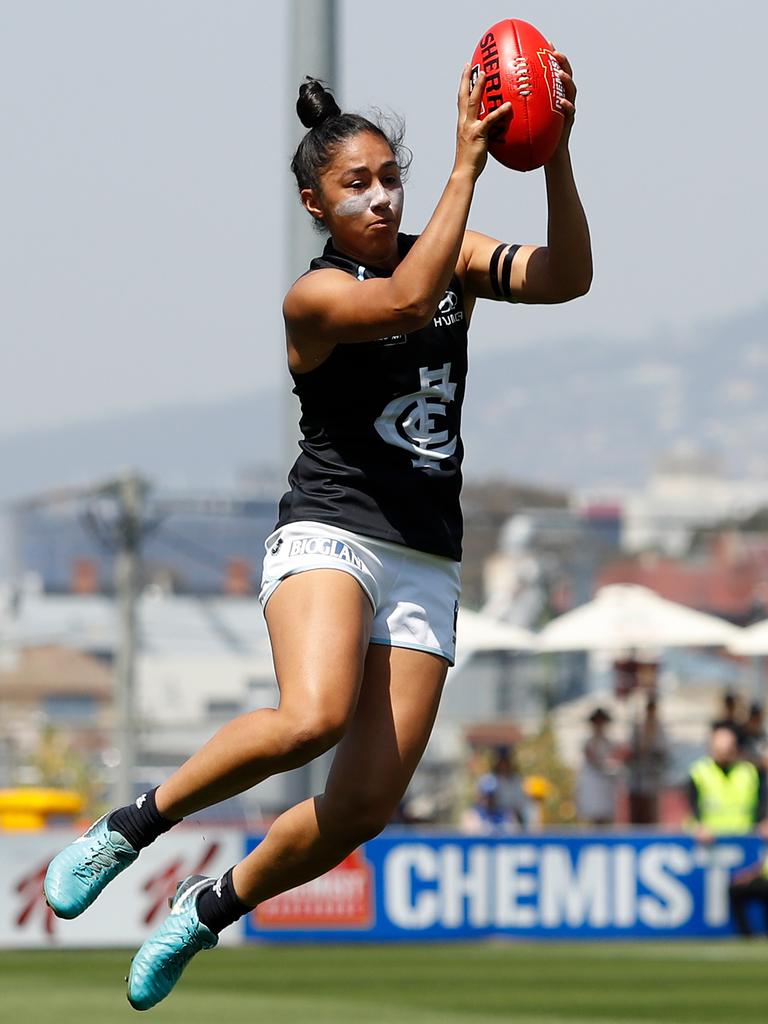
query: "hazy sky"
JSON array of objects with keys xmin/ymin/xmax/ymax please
[{"xmin": 2, "ymin": 1, "xmax": 767, "ymax": 440}]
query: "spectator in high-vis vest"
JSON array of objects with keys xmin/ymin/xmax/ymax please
[{"xmin": 687, "ymin": 727, "xmax": 768, "ymax": 844}]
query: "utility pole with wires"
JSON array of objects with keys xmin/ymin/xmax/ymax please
[
  {"xmin": 11, "ymin": 471, "xmax": 155, "ymax": 806},
  {"xmin": 9, "ymin": 474, "xmax": 273, "ymax": 805}
]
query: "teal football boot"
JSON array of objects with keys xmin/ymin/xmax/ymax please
[
  {"xmin": 44, "ymin": 812, "xmax": 138, "ymax": 919},
  {"xmin": 127, "ymin": 875, "xmax": 218, "ymax": 1011}
]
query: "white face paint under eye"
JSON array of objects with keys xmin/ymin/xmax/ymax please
[
  {"xmin": 334, "ymin": 182, "xmax": 404, "ymax": 218},
  {"xmin": 387, "ymin": 185, "xmax": 404, "ymax": 215}
]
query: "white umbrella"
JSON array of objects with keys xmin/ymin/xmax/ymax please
[
  {"xmin": 455, "ymin": 607, "xmax": 537, "ymax": 654},
  {"xmin": 537, "ymin": 583, "xmax": 742, "ymax": 653},
  {"xmin": 728, "ymin": 619, "xmax": 768, "ymax": 655}
]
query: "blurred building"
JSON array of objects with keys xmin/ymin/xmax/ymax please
[
  {"xmin": 13, "ymin": 491, "xmax": 276, "ymax": 596},
  {"xmin": 484, "ymin": 506, "xmax": 623, "ymax": 622},
  {"xmin": 578, "ymin": 447, "xmax": 768, "ymax": 556},
  {"xmin": 459, "ymin": 481, "xmax": 568, "ymax": 608},
  {"xmin": 597, "ymin": 533, "xmax": 768, "ymax": 624}
]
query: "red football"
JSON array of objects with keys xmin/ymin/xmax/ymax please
[{"xmin": 470, "ymin": 19, "xmax": 565, "ymax": 172}]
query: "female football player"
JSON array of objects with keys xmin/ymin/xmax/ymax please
[{"xmin": 45, "ymin": 58, "xmax": 591, "ymax": 1009}]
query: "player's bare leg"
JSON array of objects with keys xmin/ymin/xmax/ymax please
[
  {"xmin": 231, "ymin": 643, "xmax": 447, "ymax": 903},
  {"xmin": 154, "ymin": 569, "xmax": 373, "ymax": 818},
  {"xmin": 127, "ymin": 620, "xmax": 447, "ymax": 1010},
  {"xmin": 45, "ymin": 569, "xmax": 371, "ymax": 920}
]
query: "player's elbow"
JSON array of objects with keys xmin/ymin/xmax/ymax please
[
  {"xmin": 542, "ymin": 246, "xmax": 593, "ymax": 302},
  {"xmin": 567, "ymin": 272, "xmax": 592, "ymax": 300},
  {"xmin": 549, "ymin": 267, "xmax": 592, "ymax": 303},
  {"xmin": 387, "ymin": 280, "xmax": 436, "ymax": 330},
  {"xmin": 575, "ymin": 262, "xmax": 593, "ymax": 297},
  {"xmin": 391, "ymin": 298, "xmax": 433, "ymax": 333}
]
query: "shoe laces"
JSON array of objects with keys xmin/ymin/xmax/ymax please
[{"xmin": 72, "ymin": 836, "xmax": 129, "ymax": 880}]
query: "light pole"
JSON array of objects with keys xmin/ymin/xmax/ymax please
[
  {"xmin": 284, "ymin": 0, "xmax": 338, "ymax": 473},
  {"xmin": 112, "ymin": 472, "xmax": 150, "ymax": 807},
  {"xmin": 285, "ymin": 0, "xmax": 338, "ymax": 802}
]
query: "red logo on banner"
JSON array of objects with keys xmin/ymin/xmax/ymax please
[
  {"xmin": 11, "ymin": 841, "xmax": 222, "ymax": 937},
  {"xmin": 254, "ymin": 849, "xmax": 374, "ymax": 929},
  {"xmin": 15, "ymin": 861, "xmax": 57, "ymax": 935},
  {"xmin": 140, "ymin": 842, "xmax": 221, "ymax": 924}
]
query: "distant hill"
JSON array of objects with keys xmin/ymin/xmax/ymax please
[
  {"xmin": 0, "ymin": 392, "xmax": 285, "ymax": 502},
  {"xmin": 2, "ymin": 300, "xmax": 767, "ymax": 505},
  {"xmin": 462, "ymin": 299, "xmax": 768, "ymax": 487}
]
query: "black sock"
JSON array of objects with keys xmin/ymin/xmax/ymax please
[
  {"xmin": 107, "ymin": 787, "xmax": 178, "ymax": 851},
  {"xmin": 196, "ymin": 867, "xmax": 252, "ymax": 935}
]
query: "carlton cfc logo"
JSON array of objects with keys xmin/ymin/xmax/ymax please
[{"xmin": 374, "ymin": 362, "xmax": 457, "ymax": 470}]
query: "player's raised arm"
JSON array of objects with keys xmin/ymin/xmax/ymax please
[
  {"xmin": 461, "ymin": 50, "xmax": 592, "ymax": 306},
  {"xmin": 283, "ymin": 68, "xmax": 511, "ymax": 371}
]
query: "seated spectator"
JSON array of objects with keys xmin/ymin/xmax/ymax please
[{"xmin": 468, "ymin": 747, "xmax": 529, "ymax": 833}]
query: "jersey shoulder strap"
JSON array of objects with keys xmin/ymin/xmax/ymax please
[{"xmin": 308, "ymin": 234, "xmax": 419, "ymax": 280}]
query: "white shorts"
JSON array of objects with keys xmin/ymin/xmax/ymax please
[{"xmin": 259, "ymin": 521, "xmax": 461, "ymax": 664}]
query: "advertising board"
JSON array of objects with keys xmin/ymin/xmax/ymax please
[
  {"xmin": 1, "ymin": 827, "xmax": 242, "ymax": 948},
  {"xmin": 2, "ymin": 830, "xmax": 761, "ymax": 947},
  {"xmin": 244, "ymin": 832, "xmax": 763, "ymax": 942}
]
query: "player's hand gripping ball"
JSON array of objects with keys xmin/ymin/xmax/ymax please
[{"xmin": 470, "ymin": 19, "xmax": 566, "ymax": 171}]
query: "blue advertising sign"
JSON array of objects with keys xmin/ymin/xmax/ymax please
[{"xmin": 243, "ymin": 832, "xmax": 763, "ymax": 942}]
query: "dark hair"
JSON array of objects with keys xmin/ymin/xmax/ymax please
[
  {"xmin": 291, "ymin": 78, "xmax": 411, "ymax": 215},
  {"xmin": 588, "ymin": 707, "xmax": 611, "ymax": 725}
]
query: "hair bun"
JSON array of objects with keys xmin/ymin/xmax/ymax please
[{"xmin": 296, "ymin": 77, "xmax": 341, "ymax": 129}]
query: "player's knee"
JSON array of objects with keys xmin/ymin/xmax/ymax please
[
  {"xmin": 351, "ymin": 809, "xmax": 390, "ymax": 844},
  {"xmin": 286, "ymin": 712, "xmax": 349, "ymax": 763},
  {"xmin": 326, "ymin": 788, "xmax": 396, "ymax": 844}
]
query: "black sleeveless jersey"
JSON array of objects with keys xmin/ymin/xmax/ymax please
[{"xmin": 276, "ymin": 233, "xmax": 468, "ymax": 561}]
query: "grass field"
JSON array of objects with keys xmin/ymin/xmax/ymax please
[{"xmin": 2, "ymin": 942, "xmax": 767, "ymax": 1023}]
